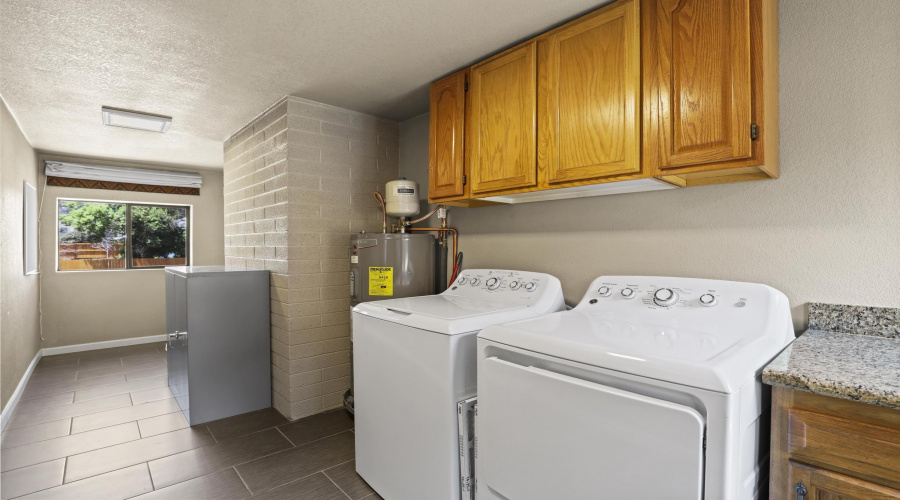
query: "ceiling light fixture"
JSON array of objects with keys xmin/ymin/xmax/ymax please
[{"xmin": 101, "ymin": 106, "xmax": 172, "ymax": 133}]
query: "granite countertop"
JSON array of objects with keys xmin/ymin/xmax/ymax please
[{"xmin": 763, "ymin": 329, "xmax": 900, "ymax": 409}]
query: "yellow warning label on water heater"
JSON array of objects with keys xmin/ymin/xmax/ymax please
[{"xmin": 368, "ymin": 267, "xmax": 393, "ymax": 296}]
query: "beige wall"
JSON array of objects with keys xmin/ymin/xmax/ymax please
[
  {"xmin": 224, "ymin": 96, "xmax": 399, "ymax": 420},
  {"xmin": 0, "ymin": 98, "xmax": 41, "ymax": 412},
  {"xmin": 399, "ymin": 0, "xmax": 900, "ymax": 331},
  {"xmin": 38, "ymin": 154, "xmax": 225, "ymax": 348}
]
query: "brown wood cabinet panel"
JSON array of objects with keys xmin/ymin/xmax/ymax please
[
  {"xmin": 789, "ymin": 461, "xmax": 900, "ymax": 500},
  {"xmin": 539, "ymin": 0, "xmax": 641, "ymax": 186},
  {"xmin": 771, "ymin": 387, "xmax": 900, "ymax": 500},
  {"xmin": 467, "ymin": 41, "xmax": 537, "ymax": 195},
  {"xmin": 428, "ymin": 70, "xmax": 468, "ymax": 201},
  {"xmin": 788, "ymin": 409, "xmax": 900, "ymax": 489},
  {"xmin": 643, "ymin": 0, "xmax": 754, "ymax": 170}
]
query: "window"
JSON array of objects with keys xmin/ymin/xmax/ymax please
[{"xmin": 58, "ymin": 200, "xmax": 189, "ymax": 271}]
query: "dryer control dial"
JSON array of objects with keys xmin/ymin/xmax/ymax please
[
  {"xmin": 509, "ymin": 281, "xmax": 521, "ymax": 290},
  {"xmin": 653, "ymin": 288, "xmax": 679, "ymax": 307},
  {"xmin": 457, "ymin": 277, "xmax": 467, "ymax": 285},
  {"xmin": 469, "ymin": 278, "xmax": 480, "ymax": 286},
  {"xmin": 597, "ymin": 286, "xmax": 611, "ymax": 297},
  {"xmin": 621, "ymin": 288, "xmax": 636, "ymax": 299},
  {"xmin": 486, "ymin": 277, "xmax": 501, "ymax": 290},
  {"xmin": 699, "ymin": 294, "xmax": 717, "ymax": 307},
  {"xmin": 524, "ymin": 282, "xmax": 537, "ymax": 292}
]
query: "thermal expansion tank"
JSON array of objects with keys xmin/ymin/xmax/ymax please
[{"xmin": 350, "ymin": 232, "xmax": 436, "ymax": 306}]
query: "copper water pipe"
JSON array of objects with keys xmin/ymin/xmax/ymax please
[
  {"xmin": 403, "ymin": 227, "xmax": 458, "ymax": 266},
  {"xmin": 372, "ymin": 192, "xmax": 387, "ymax": 233},
  {"xmin": 406, "ymin": 205, "xmax": 442, "ymax": 226}
]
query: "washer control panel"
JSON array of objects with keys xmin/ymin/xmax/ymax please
[{"xmin": 447, "ymin": 269, "xmax": 554, "ymax": 303}]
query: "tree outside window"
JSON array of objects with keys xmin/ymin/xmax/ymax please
[{"xmin": 58, "ymin": 200, "xmax": 189, "ymax": 271}]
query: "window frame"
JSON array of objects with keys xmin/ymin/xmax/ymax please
[{"xmin": 56, "ymin": 197, "xmax": 192, "ymax": 272}]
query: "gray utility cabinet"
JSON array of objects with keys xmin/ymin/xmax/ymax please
[{"xmin": 165, "ymin": 266, "xmax": 271, "ymax": 426}]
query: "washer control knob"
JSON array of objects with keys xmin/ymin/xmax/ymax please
[
  {"xmin": 458, "ymin": 277, "xmax": 467, "ymax": 285},
  {"xmin": 699, "ymin": 294, "xmax": 717, "ymax": 307},
  {"xmin": 524, "ymin": 282, "xmax": 537, "ymax": 292},
  {"xmin": 653, "ymin": 288, "xmax": 679, "ymax": 307},
  {"xmin": 469, "ymin": 278, "xmax": 480, "ymax": 286},
  {"xmin": 597, "ymin": 286, "xmax": 611, "ymax": 297},
  {"xmin": 621, "ymin": 288, "xmax": 636, "ymax": 299},
  {"xmin": 486, "ymin": 277, "xmax": 501, "ymax": 290},
  {"xmin": 509, "ymin": 281, "xmax": 521, "ymax": 290}
]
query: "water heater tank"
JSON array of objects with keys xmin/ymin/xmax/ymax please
[
  {"xmin": 385, "ymin": 178, "xmax": 420, "ymax": 217},
  {"xmin": 349, "ymin": 233, "xmax": 435, "ymax": 306}
]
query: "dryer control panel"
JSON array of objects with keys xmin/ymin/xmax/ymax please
[
  {"xmin": 446, "ymin": 269, "xmax": 561, "ymax": 305},
  {"xmin": 575, "ymin": 276, "xmax": 792, "ymax": 338}
]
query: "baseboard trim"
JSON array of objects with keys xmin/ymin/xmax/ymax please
[
  {"xmin": 1, "ymin": 334, "xmax": 168, "ymax": 432},
  {"xmin": 41, "ymin": 334, "xmax": 167, "ymax": 356},
  {"xmin": 1, "ymin": 349, "xmax": 43, "ymax": 432}
]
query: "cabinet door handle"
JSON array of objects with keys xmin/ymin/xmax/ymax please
[{"xmin": 794, "ymin": 482, "xmax": 807, "ymax": 500}]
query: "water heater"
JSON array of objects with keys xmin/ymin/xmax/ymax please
[
  {"xmin": 349, "ymin": 233, "xmax": 435, "ymax": 306},
  {"xmin": 385, "ymin": 178, "xmax": 420, "ymax": 218}
]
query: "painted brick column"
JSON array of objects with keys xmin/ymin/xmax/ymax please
[{"xmin": 224, "ymin": 97, "xmax": 399, "ymax": 419}]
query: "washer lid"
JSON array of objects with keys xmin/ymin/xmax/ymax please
[
  {"xmin": 479, "ymin": 309, "xmax": 787, "ymax": 393},
  {"xmin": 353, "ymin": 295, "xmax": 530, "ymax": 335}
]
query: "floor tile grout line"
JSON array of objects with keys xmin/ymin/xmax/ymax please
[
  {"xmin": 274, "ymin": 426, "xmax": 296, "ymax": 447},
  {"xmin": 323, "ymin": 458, "xmax": 355, "ymax": 473},
  {"xmin": 146, "ymin": 428, "xmax": 350, "ymax": 496},
  {"xmin": 0, "ymin": 418, "xmax": 72, "ymax": 453},
  {"xmin": 55, "ymin": 436, "xmax": 210, "ymax": 487},
  {"xmin": 72, "ymin": 380, "xmax": 171, "ymax": 404},
  {"xmin": 277, "ymin": 428, "xmax": 354, "ymax": 449},
  {"xmin": 70, "ymin": 407, "xmax": 184, "ymax": 440},
  {"xmin": 0, "ymin": 424, "xmax": 145, "ymax": 474},
  {"xmin": 323, "ymin": 471, "xmax": 354, "ymax": 500},
  {"xmin": 7, "ymin": 396, "xmax": 78, "ymax": 417},
  {"xmin": 147, "ymin": 461, "xmax": 156, "ymax": 490},
  {"xmin": 248, "ymin": 469, "xmax": 339, "ymax": 497},
  {"xmin": 146, "ymin": 443, "xmax": 288, "ymax": 493},
  {"xmin": 232, "ymin": 466, "xmax": 253, "ymax": 496},
  {"xmin": 206, "ymin": 424, "xmax": 218, "ymax": 444},
  {"xmin": 19, "ymin": 376, "xmax": 142, "ymax": 401},
  {"xmin": 9, "ymin": 457, "xmax": 71, "ymax": 500},
  {"xmin": 6, "ymin": 398, "xmax": 137, "ymax": 432}
]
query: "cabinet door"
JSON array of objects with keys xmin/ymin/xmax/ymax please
[
  {"xmin": 789, "ymin": 461, "xmax": 900, "ymax": 500},
  {"xmin": 540, "ymin": 0, "xmax": 641, "ymax": 185},
  {"xmin": 468, "ymin": 41, "xmax": 537, "ymax": 194},
  {"xmin": 428, "ymin": 70, "xmax": 467, "ymax": 201},
  {"xmin": 643, "ymin": 0, "xmax": 752, "ymax": 170}
]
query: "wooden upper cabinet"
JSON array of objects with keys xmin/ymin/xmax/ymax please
[
  {"xmin": 428, "ymin": 70, "xmax": 468, "ymax": 201},
  {"xmin": 467, "ymin": 41, "xmax": 537, "ymax": 195},
  {"xmin": 643, "ymin": 0, "xmax": 755, "ymax": 171},
  {"xmin": 539, "ymin": 0, "xmax": 641, "ymax": 186}
]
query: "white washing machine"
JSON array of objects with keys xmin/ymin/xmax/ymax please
[
  {"xmin": 353, "ymin": 269, "xmax": 565, "ymax": 500},
  {"xmin": 476, "ymin": 276, "xmax": 794, "ymax": 500}
]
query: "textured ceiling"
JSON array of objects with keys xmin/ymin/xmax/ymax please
[{"xmin": 0, "ymin": 0, "xmax": 606, "ymax": 169}]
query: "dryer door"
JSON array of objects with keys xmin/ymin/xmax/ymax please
[{"xmin": 480, "ymin": 357, "xmax": 705, "ymax": 500}]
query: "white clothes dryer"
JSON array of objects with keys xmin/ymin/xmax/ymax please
[
  {"xmin": 476, "ymin": 276, "xmax": 794, "ymax": 500},
  {"xmin": 353, "ymin": 269, "xmax": 565, "ymax": 500}
]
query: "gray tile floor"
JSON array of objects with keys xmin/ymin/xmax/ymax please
[{"xmin": 0, "ymin": 343, "xmax": 380, "ymax": 500}]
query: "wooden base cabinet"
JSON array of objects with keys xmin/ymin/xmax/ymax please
[{"xmin": 770, "ymin": 387, "xmax": 900, "ymax": 500}]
